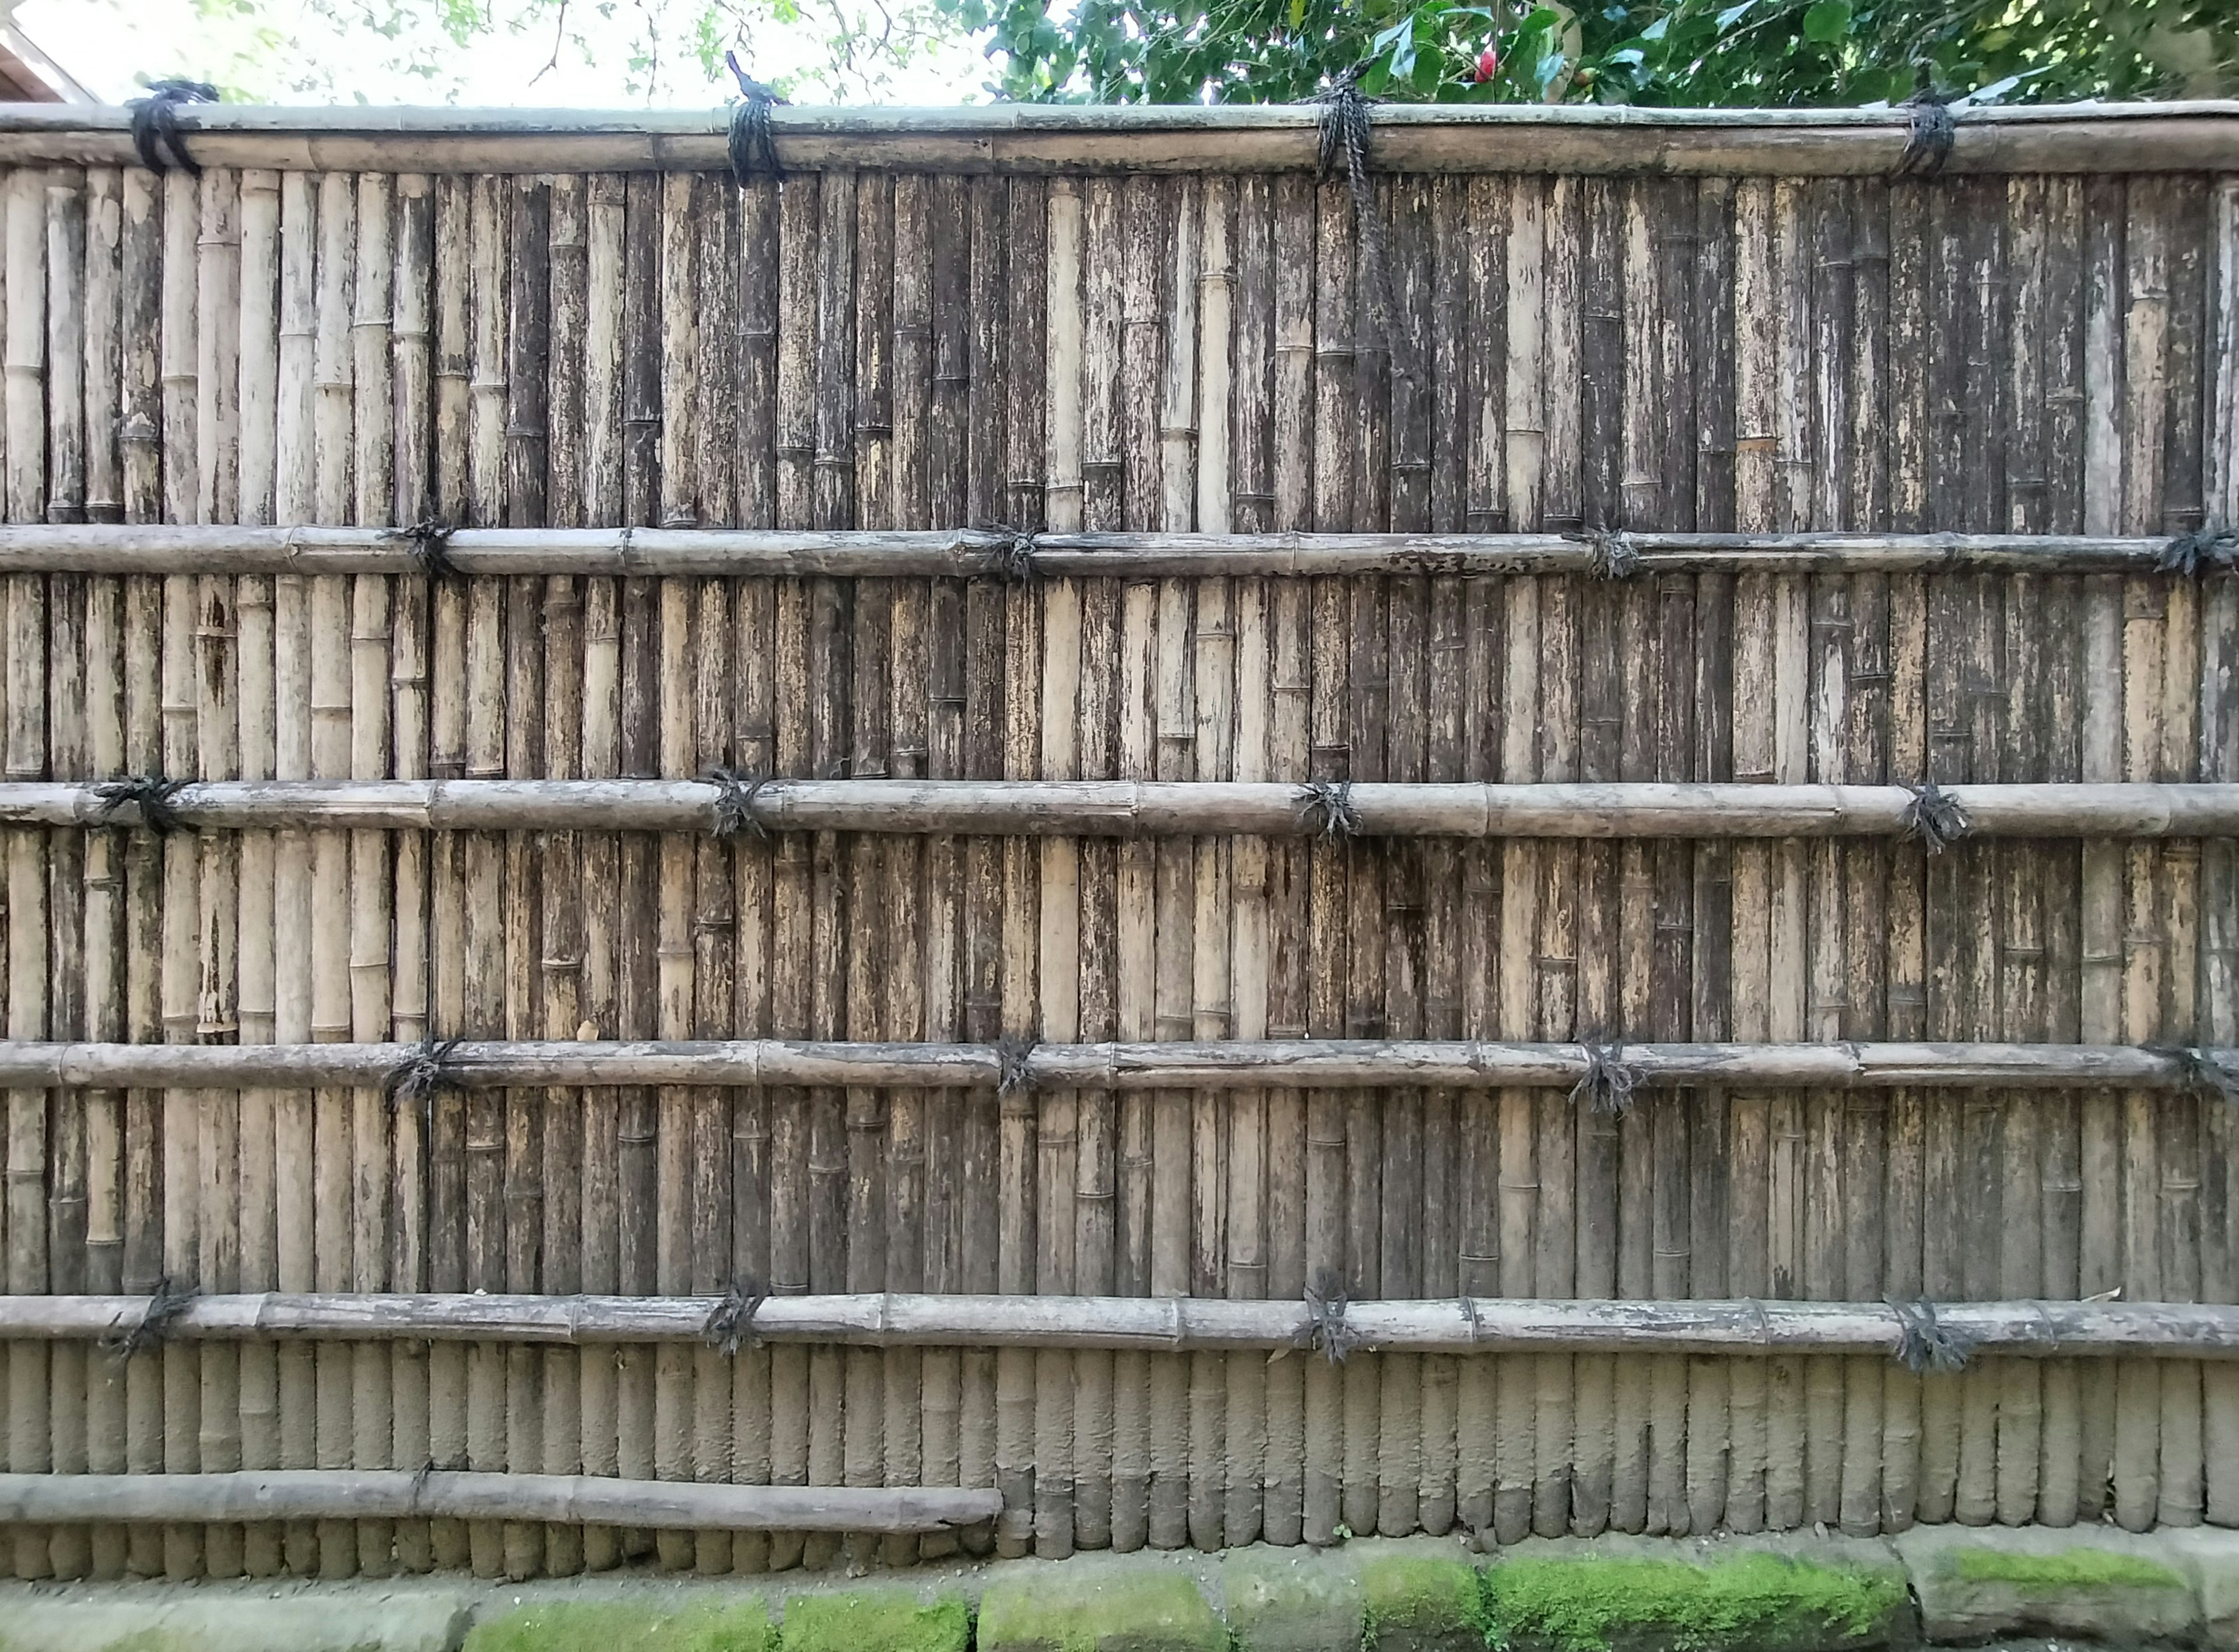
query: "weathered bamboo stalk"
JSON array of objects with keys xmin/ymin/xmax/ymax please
[
  {"xmin": 19, "ymin": 1293, "xmax": 2239, "ymax": 1356},
  {"xmin": 0, "ymin": 523, "xmax": 2192, "ymax": 576},
  {"xmin": 10, "ymin": 777, "xmax": 2237, "ymax": 838},
  {"xmin": 0, "ymin": 102, "xmax": 2233, "ymax": 177},
  {"xmin": 0, "ymin": 1471, "xmax": 999, "ymax": 1533}
]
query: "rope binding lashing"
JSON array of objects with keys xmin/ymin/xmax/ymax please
[{"xmin": 129, "ymin": 78, "xmax": 217, "ymax": 178}]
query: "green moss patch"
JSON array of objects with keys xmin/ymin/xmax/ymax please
[
  {"xmin": 1946, "ymin": 1546, "xmax": 2185, "ymax": 1592},
  {"xmin": 781, "ymin": 1594, "xmax": 967, "ymax": 1652},
  {"xmin": 977, "ymin": 1570, "xmax": 1226, "ymax": 1652},
  {"xmin": 465, "ymin": 1602, "xmax": 774, "ymax": 1652},
  {"xmin": 1480, "ymin": 1553, "xmax": 1903, "ymax": 1652},
  {"xmin": 1359, "ymin": 1553, "xmax": 1490, "ymax": 1652}
]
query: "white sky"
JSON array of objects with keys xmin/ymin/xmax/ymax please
[{"xmin": 15, "ymin": 0, "xmax": 990, "ymax": 106}]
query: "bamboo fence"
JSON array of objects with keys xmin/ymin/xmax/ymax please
[{"xmin": 0, "ymin": 104, "xmax": 2220, "ymax": 1579}]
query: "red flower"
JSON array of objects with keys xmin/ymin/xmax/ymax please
[{"xmin": 1474, "ymin": 44, "xmax": 1500, "ymax": 81}]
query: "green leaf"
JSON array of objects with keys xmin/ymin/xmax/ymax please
[{"xmin": 1802, "ymin": 0, "xmax": 1851, "ymax": 42}]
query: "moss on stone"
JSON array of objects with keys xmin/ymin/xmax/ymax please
[
  {"xmin": 1357, "ymin": 1553, "xmax": 1490, "ymax": 1652},
  {"xmin": 1479, "ymin": 1552, "xmax": 1904, "ymax": 1652},
  {"xmin": 464, "ymin": 1602, "xmax": 774, "ymax": 1652},
  {"xmin": 780, "ymin": 1594, "xmax": 967, "ymax": 1652},
  {"xmin": 1946, "ymin": 1546, "xmax": 2185, "ymax": 1593},
  {"xmin": 977, "ymin": 1569, "xmax": 1227, "ymax": 1652}
]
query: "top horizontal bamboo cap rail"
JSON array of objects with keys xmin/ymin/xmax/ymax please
[
  {"xmin": 18, "ymin": 778, "xmax": 2239, "ymax": 838},
  {"xmin": 0, "ymin": 101, "xmax": 2232, "ymax": 175},
  {"xmin": 0, "ymin": 525, "xmax": 2206, "ymax": 577}
]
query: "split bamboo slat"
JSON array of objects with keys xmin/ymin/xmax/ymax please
[{"xmin": 0, "ymin": 106, "xmax": 2227, "ymax": 1576}]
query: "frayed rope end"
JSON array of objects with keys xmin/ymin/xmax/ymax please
[
  {"xmin": 1296, "ymin": 778, "xmax": 1363, "ymax": 842},
  {"xmin": 1900, "ymin": 781, "xmax": 1970, "ymax": 853},
  {"xmin": 91, "ymin": 774, "xmax": 189, "ymax": 836},
  {"xmin": 704, "ymin": 1275, "xmax": 768, "ymax": 1356},
  {"xmin": 100, "ymin": 1274, "xmax": 197, "ymax": 1361},
  {"xmin": 1295, "ymin": 1267, "xmax": 1357, "ymax": 1365},
  {"xmin": 707, "ymin": 769, "xmax": 771, "ymax": 842},
  {"xmin": 1565, "ymin": 527, "xmax": 1641, "ymax": 581},
  {"xmin": 383, "ymin": 1037, "xmax": 463, "ymax": 1115},
  {"xmin": 995, "ymin": 1033, "xmax": 1040, "ymax": 1097},
  {"xmin": 1889, "ymin": 1295, "xmax": 1975, "ymax": 1373},
  {"xmin": 1570, "ymin": 1041, "xmax": 1641, "ymax": 1117}
]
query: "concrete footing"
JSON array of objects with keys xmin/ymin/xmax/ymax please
[{"xmin": 5, "ymin": 1526, "xmax": 2239, "ymax": 1651}]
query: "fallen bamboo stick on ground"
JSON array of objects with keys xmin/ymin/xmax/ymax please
[
  {"xmin": 0, "ymin": 523, "xmax": 2202, "ymax": 576},
  {"xmin": 5, "ymin": 1291, "xmax": 2236, "ymax": 1359},
  {"xmin": 0, "ymin": 1037, "xmax": 2220, "ymax": 1092},
  {"xmin": 6, "ymin": 778, "xmax": 2237, "ymax": 839},
  {"xmin": 0, "ymin": 1470, "xmax": 999, "ymax": 1532}
]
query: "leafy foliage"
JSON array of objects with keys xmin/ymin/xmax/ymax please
[{"xmin": 938, "ymin": 0, "xmax": 2239, "ymax": 108}]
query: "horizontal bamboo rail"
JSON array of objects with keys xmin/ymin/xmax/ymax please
[
  {"xmin": 15, "ymin": 779, "xmax": 2237, "ymax": 838},
  {"xmin": 17, "ymin": 1291, "xmax": 2239, "ymax": 1359},
  {"xmin": 0, "ymin": 1471, "xmax": 1001, "ymax": 1533},
  {"xmin": 0, "ymin": 101, "xmax": 2231, "ymax": 174},
  {"xmin": 0, "ymin": 525, "xmax": 2203, "ymax": 576},
  {"xmin": 0, "ymin": 1038, "xmax": 2220, "ymax": 1093}
]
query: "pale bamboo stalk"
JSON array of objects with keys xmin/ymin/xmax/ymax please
[
  {"xmin": 0, "ymin": 1471, "xmax": 1002, "ymax": 1533},
  {"xmin": 83, "ymin": 167, "xmax": 120, "ymax": 528},
  {"xmin": 11, "ymin": 1291, "xmax": 2230, "ymax": 1358},
  {"xmin": 0, "ymin": 103, "xmax": 2234, "ymax": 177}
]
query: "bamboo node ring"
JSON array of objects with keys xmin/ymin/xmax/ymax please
[
  {"xmin": 1888, "ymin": 1295, "xmax": 1975, "ymax": 1373},
  {"xmin": 90, "ymin": 774, "xmax": 189, "ymax": 836},
  {"xmin": 1296, "ymin": 778, "xmax": 1363, "ymax": 841},
  {"xmin": 724, "ymin": 52, "xmax": 785, "ymax": 185},
  {"xmin": 994, "ymin": 1033, "xmax": 1040, "ymax": 1097},
  {"xmin": 1296, "ymin": 1267, "xmax": 1357, "ymax": 1363},
  {"xmin": 706, "ymin": 769, "xmax": 771, "ymax": 841},
  {"xmin": 1898, "ymin": 781, "xmax": 1970, "ymax": 853},
  {"xmin": 1570, "ymin": 1041, "xmax": 1641, "ymax": 1117},
  {"xmin": 100, "ymin": 1274, "xmax": 196, "ymax": 1361},
  {"xmin": 1564, "ymin": 526, "xmax": 1642, "ymax": 580},
  {"xmin": 2159, "ymin": 526, "xmax": 2238, "ymax": 577},
  {"xmin": 382, "ymin": 1037, "xmax": 464, "ymax": 1116},
  {"xmin": 128, "ymin": 78, "xmax": 216, "ymax": 178},
  {"xmin": 980, "ymin": 527, "xmax": 1043, "ymax": 586},
  {"xmin": 1893, "ymin": 79, "xmax": 1956, "ymax": 179},
  {"xmin": 703, "ymin": 1275, "xmax": 768, "ymax": 1356}
]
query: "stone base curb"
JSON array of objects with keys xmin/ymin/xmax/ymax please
[{"xmin": 1, "ymin": 1526, "xmax": 2236, "ymax": 1652}]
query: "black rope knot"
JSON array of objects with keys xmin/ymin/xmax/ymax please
[
  {"xmin": 129, "ymin": 79, "xmax": 216, "ymax": 178},
  {"xmin": 1312, "ymin": 68, "xmax": 1414, "ymax": 386},
  {"xmin": 1566, "ymin": 527, "xmax": 1641, "ymax": 581},
  {"xmin": 707, "ymin": 769, "xmax": 771, "ymax": 841},
  {"xmin": 725, "ymin": 52, "xmax": 785, "ymax": 185},
  {"xmin": 2164, "ymin": 1046, "xmax": 2239, "ymax": 1107},
  {"xmin": 382, "ymin": 1037, "xmax": 463, "ymax": 1115},
  {"xmin": 381, "ymin": 518, "xmax": 459, "ymax": 581},
  {"xmin": 1296, "ymin": 1267, "xmax": 1357, "ymax": 1364},
  {"xmin": 1894, "ymin": 80, "xmax": 1956, "ymax": 180},
  {"xmin": 703, "ymin": 1275, "xmax": 768, "ymax": 1356},
  {"xmin": 2159, "ymin": 527, "xmax": 2238, "ymax": 577},
  {"xmin": 1889, "ymin": 1295, "xmax": 1975, "ymax": 1373},
  {"xmin": 995, "ymin": 1033, "xmax": 1040, "ymax": 1097},
  {"xmin": 100, "ymin": 1274, "xmax": 196, "ymax": 1361},
  {"xmin": 1570, "ymin": 1041, "xmax": 1641, "ymax": 1117},
  {"xmin": 982, "ymin": 528, "xmax": 1042, "ymax": 586},
  {"xmin": 1900, "ymin": 781, "xmax": 1971, "ymax": 853},
  {"xmin": 1296, "ymin": 778, "xmax": 1363, "ymax": 841},
  {"xmin": 91, "ymin": 774, "xmax": 189, "ymax": 836}
]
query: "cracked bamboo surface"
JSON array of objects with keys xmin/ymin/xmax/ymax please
[{"xmin": 0, "ymin": 138, "xmax": 2226, "ymax": 1577}]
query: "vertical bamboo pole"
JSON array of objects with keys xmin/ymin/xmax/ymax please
[
  {"xmin": 2202, "ymin": 177, "xmax": 2239, "ymax": 1530},
  {"xmin": 386, "ymin": 164, "xmax": 435, "ymax": 1577},
  {"xmin": 574, "ymin": 167, "xmax": 624, "ymax": 1574},
  {"xmin": 230, "ymin": 159, "xmax": 281, "ymax": 1581},
  {"xmin": 2072, "ymin": 175, "xmax": 2128, "ymax": 1528},
  {"xmin": 1725, "ymin": 174, "xmax": 1775, "ymax": 1538},
  {"xmin": 1036, "ymin": 172, "xmax": 1085, "ymax": 1563},
  {"xmin": 875, "ymin": 168, "xmax": 924, "ymax": 1572},
  {"xmin": 79, "ymin": 158, "xmax": 127, "ymax": 1583},
  {"xmin": 420, "ymin": 170, "xmax": 471, "ymax": 1573}
]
